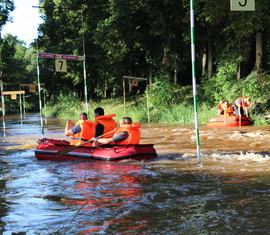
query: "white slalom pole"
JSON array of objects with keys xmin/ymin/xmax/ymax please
[
  {"xmin": 190, "ymin": 0, "xmax": 201, "ymax": 163},
  {"xmin": 19, "ymin": 92, "xmax": 23, "ymax": 125},
  {"xmin": 36, "ymin": 52, "xmax": 44, "ymax": 138},
  {"xmin": 83, "ymin": 60, "xmax": 88, "ymax": 114}
]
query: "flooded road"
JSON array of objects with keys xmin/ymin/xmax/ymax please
[{"xmin": 1, "ymin": 113, "xmax": 270, "ymax": 234}]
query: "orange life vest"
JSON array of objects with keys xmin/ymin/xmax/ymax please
[
  {"xmin": 221, "ymin": 103, "xmax": 227, "ymax": 110},
  {"xmin": 225, "ymin": 106, "xmax": 234, "ymax": 116},
  {"xmin": 114, "ymin": 123, "xmax": 141, "ymax": 145},
  {"xmin": 218, "ymin": 103, "xmax": 224, "ymax": 111},
  {"xmin": 221, "ymin": 103, "xmax": 234, "ymax": 116},
  {"xmin": 235, "ymin": 97, "xmax": 249, "ymax": 107},
  {"xmin": 93, "ymin": 114, "xmax": 117, "ymax": 138},
  {"xmin": 71, "ymin": 120, "xmax": 95, "ymax": 147}
]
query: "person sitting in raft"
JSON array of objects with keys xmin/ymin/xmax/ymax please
[
  {"xmin": 221, "ymin": 101, "xmax": 235, "ymax": 116},
  {"xmin": 92, "ymin": 107, "xmax": 118, "ymax": 147},
  {"xmin": 217, "ymin": 100, "xmax": 225, "ymax": 116},
  {"xmin": 64, "ymin": 112, "xmax": 95, "ymax": 147},
  {"xmin": 90, "ymin": 117, "xmax": 140, "ymax": 145},
  {"xmin": 233, "ymin": 97, "xmax": 251, "ymax": 117}
]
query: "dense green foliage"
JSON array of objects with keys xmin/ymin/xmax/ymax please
[
  {"xmin": 33, "ymin": 0, "xmax": 270, "ymax": 100},
  {"xmin": 2, "ymin": 0, "xmax": 270, "ymax": 124},
  {"xmin": 0, "ymin": 34, "xmax": 39, "ymax": 113},
  {"xmin": 0, "ymin": 0, "xmax": 14, "ymax": 27},
  {"xmin": 204, "ymin": 68, "xmax": 270, "ymax": 104}
]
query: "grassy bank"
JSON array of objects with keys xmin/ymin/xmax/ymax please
[{"xmin": 45, "ymin": 94, "xmax": 268, "ymax": 125}]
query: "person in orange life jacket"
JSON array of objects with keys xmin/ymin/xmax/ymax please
[
  {"xmin": 221, "ymin": 101, "xmax": 235, "ymax": 116},
  {"xmin": 90, "ymin": 117, "xmax": 140, "ymax": 145},
  {"xmin": 92, "ymin": 107, "xmax": 118, "ymax": 147},
  {"xmin": 233, "ymin": 97, "xmax": 251, "ymax": 117},
  {"xmin": 64, "ymin": 112, "xmax": 94, "ymax": 147},
  {"xmin": 217, "ymin": 100, "xmax": 225, "ymax": 116}
]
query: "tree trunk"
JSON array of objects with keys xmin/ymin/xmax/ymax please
[
  {"xmin": 237, "ymin": 43, "xmax": 255, "ymax": 79},
  {"xmin": 174, "ymin": 69, "xmax": 178, "ymax": 86},
  {"xmin": 237, "ymin": 62, "xmax": 241, "ymax": 79},
  {"xmin": 149, "ymin": 66, "xmax": 153, "ymax": 87},
  {"xmin": 256, "ymin": 30, "xmax": 267, "ymax": 70},
  {"xmin": 208, "ymin": 39, "xmax": 214, "ymax": 79},
  {"xmin": 202, "ymin": 43, "xmax": 207, "ymax": 76},
  {"xmin": 104, "ymin": 80, "xmax": 107, "ymax": 98},
  {"xmin": 162, "ymin": 48, "xmax": 170, "ymax": 66}
]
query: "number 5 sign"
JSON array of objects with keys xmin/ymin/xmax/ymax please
[
  {"xmin": 55, "ymin": 59, "xmax": 67, "ymax": 72},
  {"xmin": 230, "ymin": 0, "xmax": 255, "ymax": 11}
]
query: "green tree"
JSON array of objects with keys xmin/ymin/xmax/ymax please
[
  {"xmin": 197, "ymin": 0, "xmax": 270, "ymax": 79},
  {"xmin": 35, "ymin": 0, "xmax": 270, "ymax": 108},
  {"xmin": 0, "ymin": 34, "xmax": 39, "ymax": 113},
  {"xmin": 0, "ymin": 0, "xmax": 14, "ymax": 27}
]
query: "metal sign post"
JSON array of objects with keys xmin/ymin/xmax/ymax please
[
  {"xmin": 37, "ymin": 52, "xmax": 88, "ymax": 113},
  {"xmin": 122, "ymin": 76, "xmax": 149, "ymax": 121},
  {"xmin": 1, "ymin": 90, "xmax": 25, "ymax": 139},
  {"xmin": 36, "ymin": 52, "xmax": 87, "ymax": 137},
  {"xmin": 20, "ymin": 83, "xmax": 46, "ymax": 122},
  {"xmin": 19, "ymin": 92, "xmax": 23, "ymax": 125}
]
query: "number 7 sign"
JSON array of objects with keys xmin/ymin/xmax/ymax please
[
  {"xmin": 230, "ymin": 0, "xmax": 255, "ymax": 11},
  {"xmin": 55, "ymin": 59, "xmax": 67, "ymax": 72}
]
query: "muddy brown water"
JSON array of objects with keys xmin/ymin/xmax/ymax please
[{"xmin": 1, "ymin": 113, "xmax": 270, "ymax": 234}]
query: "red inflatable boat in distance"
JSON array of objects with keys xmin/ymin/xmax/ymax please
[{"xmin": 207, "ymin": 115, "xmax": 254, "ymax": 127}]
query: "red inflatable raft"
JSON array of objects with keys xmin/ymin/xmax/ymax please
[
  {"xmin": 35, "ymin": 138, "xmax": 157, "ymax": 161},
  {"xmin": 207, "ymin": 115, "xmax": 253, "ymax": 127}
]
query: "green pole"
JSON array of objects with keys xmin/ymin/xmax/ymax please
[
  {"xmin": 190, "ymin": 0, "xmax": 201, "ymax": 163},
  {"xmin": 36, "ymin": 52, "xmax": 44, "ymax": 138}
]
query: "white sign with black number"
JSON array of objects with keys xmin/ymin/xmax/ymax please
[
  {"xmin": 230, "ymin": 0, "xmax": 255, "ymax": 11},
  {"xmin": 55, "ymin": 59, "xmax": 67, "ymax": 72}
]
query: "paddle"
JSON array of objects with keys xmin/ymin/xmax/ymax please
[{"xmin": 57, "ymin": 130, "xmax": 115, "ymax": 156}]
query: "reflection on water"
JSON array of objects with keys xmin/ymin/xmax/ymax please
[
  {"xmin": 57, "ymin": 162, "xmax": 149, "ymax": 234},
  {"xmin": 1, "ymin": 114, "xmax": 270, "ymax": 233}
]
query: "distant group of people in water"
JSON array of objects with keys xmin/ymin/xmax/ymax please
[
  {"xmin": 217, "ymin": 96, "xmax": 251, "ymax": 117},
  {"xmin": 64, "ymin": 107, "xmax": 140, "ymax": 147}
]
